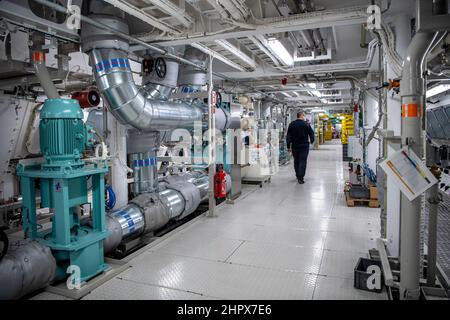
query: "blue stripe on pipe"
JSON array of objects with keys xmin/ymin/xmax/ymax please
[
  {"xmin": 116, "ymin": 210, "xmax": 135, "ymax": 233},
  {"xmin": 132, "ymin": 157, "xmax": 157, "ymax": 168},
  {"xmin": 96, "ymin": 58, "xmax": 130, "ymax": 71}
]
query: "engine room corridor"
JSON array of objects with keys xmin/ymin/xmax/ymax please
[
  {"xmin": 31, "ymin": 141, "xmax": 384, "ymax": 300},
  {"xmin": 2, "ymin": 0, "xmax": 450, "ymax": 306}
]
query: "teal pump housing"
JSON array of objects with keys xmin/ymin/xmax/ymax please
[{"xmin": 17, "ymin": 99, "xmax": 109, "ymax": 282}]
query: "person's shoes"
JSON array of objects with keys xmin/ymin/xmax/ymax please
[{"xmin": 298, "ymin": 178, "xmax": 304, "ymax": 184}]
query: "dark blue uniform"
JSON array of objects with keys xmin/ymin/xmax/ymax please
[{"xmin": 286, "ymin": 119, "xmax": 315, "ymax": 181}]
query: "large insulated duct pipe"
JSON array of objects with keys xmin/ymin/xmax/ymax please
[
  {"xmin": 0, "ymin": 239, "xmax": 56, "ymax": 300},
  {"xmin": 81, "ymin": 16, "xmax": 203, "ymax": 132},
  {"xmin": 399, "ymin": 31, "xmax": 445, "ymax": 300},
  {"xmin": 89, "ymin": 48, "xmax": 203, "ymax": 131},
  {"xmin": 103, "ymin": 172, "xmax": 215, "ymax": 253}
]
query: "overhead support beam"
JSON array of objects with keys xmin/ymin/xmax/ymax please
[
  {"xmin": 190, "ymin": 43, "xmax": 247, "ymax": 72},
  {"xmin": 130, "ymin": 6, "xmax": 367, "ymax": 49},
  {"xmin": 142, "ymin": 0, "xmax": 194, "ymax": 28},
  {"xmin": 214, "ymin": 40, "xmax": 257, "ymax": 69},
  {"xmin": 248, "ymin": 36, "xmax": 281, "ymax": 67},
  {"xmin": 103, "ymin": 0, "xmax": 182, "ymax": 34}
]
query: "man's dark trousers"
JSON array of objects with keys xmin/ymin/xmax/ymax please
[{"xmin": 292, "ymin": 145, "xmax": 309, "ymax": 180}]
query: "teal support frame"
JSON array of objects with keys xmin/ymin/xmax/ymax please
[
  {"xmin": 17, "ymin": 167, "xmax": 109, "ymax": 282},
  {"xmin": 17, "ymin": 99, "xmax": 110, "ymax": 283}
]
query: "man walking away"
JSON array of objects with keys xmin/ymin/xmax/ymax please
[{"xmin": 286, "ymin": 111, "xmax": 315, "ymax": 184}]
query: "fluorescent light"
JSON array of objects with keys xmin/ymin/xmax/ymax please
[
  {"xmin": 265, "ymin": 38, "xmax": 294, "ymax": 66},
  {"xmin": 427, "ymin": 84, "xmax": 450, "ymax": 98},
  {"xmin": 190, "ymin": 43, "xmax": 246, "ymax": 72},
  {"xmin": 281, "ymin": 92, "xmax": 292, "ymax": 98},
  {"xmin": 320, "ymin": 98, "xmax": 328, "ymax": 104},
  {"xmin": 214, "ymin": 40, "xmax": 257, "ymax": 69},
  {"xmin": 311, "ymin": 90, "xmax": 322, "ymax": 97}
]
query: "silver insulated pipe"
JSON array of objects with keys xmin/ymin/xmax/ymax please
[
  {"xmin": 82, "ymin": 15, "xmax": 204, "ymax": 132},
  {"xmin": 103, "ymin": 172, "xmax": 214, "ymax": 253},
  {"xmin": 89, "ymin": 48, "xmax": 203, "ymax": 131},
  {"xmin": 0, "ymin": 239, "xmax": 56, "ymax": 300}
]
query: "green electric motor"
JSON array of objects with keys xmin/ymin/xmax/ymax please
[{"xmin": 39, "ymin": 99, "xmax": 93, "ymax": 171}]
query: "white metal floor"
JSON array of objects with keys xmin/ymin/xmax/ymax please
[{"xmin": 33, "ymin": 141, "xmax": 386, "ymax": 300}]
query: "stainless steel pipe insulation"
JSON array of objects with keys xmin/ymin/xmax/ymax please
[
  {"xmin": 89, "ymin": 48, "xmax": 203, "ymax": 132},
  {"xmin": 399, "ymin": 31, "xmax": 445, "ymax": 300},
  {"xmin": 0, "ymin": 239, "xmax": 56, "ymax": 300},
  {"xmin": 104, "ymin": 173, "xmax": 211, "ymax": 253}
]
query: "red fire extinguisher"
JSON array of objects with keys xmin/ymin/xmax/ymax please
[{"xmin": 214, "ymin": 165, "xmax": 227, "ymax": 199}]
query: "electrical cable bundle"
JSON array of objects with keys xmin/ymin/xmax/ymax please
[{"xmin": 105, "ymin": 185, "xmax": 116, "ymax": 210}]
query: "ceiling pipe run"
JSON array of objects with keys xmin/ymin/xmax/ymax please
[
  {"xmin": 139, "ymin": 6, "xmax": 368, "ymax": 47},
  {"xmin": 221, "ymin": 39, "xmax": 378, "ymax": 78},
  {"xmin": 31, "ymin": 0, "xmax": 234, "ymax": 82}
]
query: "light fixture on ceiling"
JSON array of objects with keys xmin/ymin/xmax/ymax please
[
  {"xmin": 427, "ymin": 84, "xmax": 450, "ymax": 98},
  {"xmin": 281, "ymin": 91, "xmax": 292, "ymax": 98},
  {"xmin": 190, "ymin": 43, "xmax": 246, "ymax": 72},
  {"xmin": 265, "ymin": 38, "xmax": 294, "ymax": 66}
]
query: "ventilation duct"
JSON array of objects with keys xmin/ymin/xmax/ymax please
[{"xmin": 81, "ymin": 15, "xmax": 204, "ymax": 132}]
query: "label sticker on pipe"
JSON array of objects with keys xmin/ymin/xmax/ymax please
[{"xmin": 379, "ymin": 147, "xmax": 438, "ymax": 201}]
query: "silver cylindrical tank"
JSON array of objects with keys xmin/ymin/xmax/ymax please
[
  {"xmin": 177, "ymin": 47, "xmax": 208, "ymax": 87},
  {"xmin": 81, "ymin": 15, "xmax": 130, "ymax": 52}
]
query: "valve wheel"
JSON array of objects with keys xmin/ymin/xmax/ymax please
[{"xmin": 155, "ymin": 57, "xmax": 167, "ymax": 78}]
